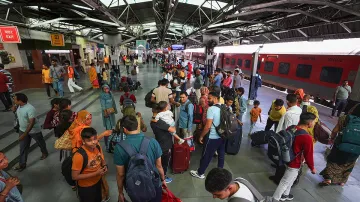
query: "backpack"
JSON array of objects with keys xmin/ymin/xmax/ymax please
[
  {"xmin": 145, "ymin": 89, "xmax": 154, "ymax": 108},
  {"xmin": 228, "ymin": 178, "xmax": 265, "ymax": 202},
  {"xmin": 127, "ymin": 77, "xmax": 134, "ymax": 85},
  {"xmin": 61, "ymin": 145, "xmax": 101, "ymax": 186},
  {"xmin": 108, "ymin": 126, "xmax": 125, "ymax": 153},
  {"xmin": 192, "ymin": 104, "xmax": 203, "ymax": 124},
  {"xmin": 213, "ymin": 105, "xmax": 238, "ymax": 139},
  {"xmin": 119, "ymin": 137, "xmax": 160, "ymax": 202},
  {"xmin": 123, "ymin": 94, "xmax": 135, "ymax": 109},
  {"xmin": 338, "ymin": 115, "xmax": 360, "ymax": 155},
  {"xmin": 255, "ymin": 75, "xmax": 262, "ymax": 88},
  {"xmin": 267, "ymin": 126, "xmax": 307, "ymax": 165}
]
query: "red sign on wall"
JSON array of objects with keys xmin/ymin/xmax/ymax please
[{"xmin": 0, "ymin": 26, "xmax": 21, "ymax": 43}]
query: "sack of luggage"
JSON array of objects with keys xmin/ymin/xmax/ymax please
[
  {"xmin": 161, "ymin": 186, "xmax": 182, "ymax": 202},
  {"xmin": 225, "ymin": 126, "xmax": 242, "ymax": 155},
  {"xmin": 119, "ymin": 137, "xmax": 160, "ymax": 202},
  {"xmin": 54, "ymin": 130, "xmax": 72, "ymax": 150},
  {"xmin": 61, "ymin": 145, "xmax": 101, "ymax": 186},
  {"xmin": 127, "ymin": 77, "xmax": 134, "ymax": 85},
  {"xmin": 229, "ymin": 178, "xmax": 265, "ymax": 202},
  {"xmin": 145, "ymin": 89, "xmax": 154, "ymax": 108},
  {"xmin": 314, "ymin": 121, "xmax": 332, "ymax": 145},
  {"xmin": 338, "ymin": 115, "xmax": 360, "ymax": 155},
  {"xmin": 192, "ymin": 104, "xmax": 203, "ymax": 124},
  {"xmin": 172, "ymin": 142, "xmax": 190, "ymax": 174},
  {"xmin": 213, "ymin": 105, "xmax": 239, "ymax": 139},
  {"xmin": 267, "ymin": 126, "xmax": 307, "ymax": 165},
  {"xmin": 251, "ymin": 130, "xmax": 276, "ymax": 147}
]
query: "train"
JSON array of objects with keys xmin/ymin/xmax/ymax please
[{"xmin": 184, "ymin": 38, "xmax": 360, "ymax": 109}]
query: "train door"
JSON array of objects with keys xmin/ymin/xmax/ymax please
[{"xmin": 346, "ymin": 65, "xmax": 360, "ymax": 112}]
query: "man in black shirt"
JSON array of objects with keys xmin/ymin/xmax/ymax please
[{"xmin": 150, "ymin": 107, "xmax": 176, "ymax": 184}]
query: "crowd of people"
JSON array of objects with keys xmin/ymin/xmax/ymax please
[{"xmin": 0, "ymin": 55, "xmax": 359, "ymax": 202}]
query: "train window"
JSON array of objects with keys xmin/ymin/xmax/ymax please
[
  {"xmin": 264, "ymin": 62, "xmax": 274, "ymax": 72},
  {"xmin": 237, "ymin": 59, "xmax": 242, "ymax": 67},
  {"xmin": 296, "ymin": 64, "xmax": 312, "ymax": 78},
  {"xmin": 231, "ymin": 58, "xmax": 236, "ymax": 65},
  {"xmin": 278, "ymin": 62, "xmax": 290, "ymax": 75},
  {"xmin": 320, "ymin": 66, "xmax": 343, "ymax": 84},
  {"xmin": 225, "ymin": 58, "xmax": 230, "ymax": 64},
  {"xmin": 245, "ymin": 60, "xmax": 251, "ymax": 68}
]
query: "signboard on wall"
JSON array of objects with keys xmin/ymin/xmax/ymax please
[
  {"xmin": 50, "ymin": 34, "xmax": 65, "ymax": 46},
  {"xmin": 0, "ymin": 26, "xmax": 21, "ymax": 43},
  {"xmin": 136, "ymin": 40, "xmax": 146, "ymax": 49}
]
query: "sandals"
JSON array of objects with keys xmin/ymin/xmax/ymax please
[{"xmin": 319, "ymin": 180, "xmax": 331, "ymax": 186}]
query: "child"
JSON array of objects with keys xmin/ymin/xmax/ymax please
[
  {"xmin": 225, "ymin": 96, "xmax": 243, "ymax": 126},
  {"xmin": 71, "ymin": 127, "xmax": 107, "ymax": 202},
  {"xmin": 249, "ymin": 100, "xmax": 262, "ymax": 135},
  {"xmin": 235, "ymin": 87, "xmax": 247, "ymax": 122},
  {"xmin": 102, "ymin": 68, "xmax": 108, "ymax": 84},
  {"xmin": 155, "ymin": 101, "xmax": 185, "ymax": 144}
]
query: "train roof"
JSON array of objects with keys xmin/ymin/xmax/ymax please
[{"xmin": 184, "ymin": 38, "xmax": 360, "ymax": 55}]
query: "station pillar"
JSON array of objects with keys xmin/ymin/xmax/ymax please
[
  {"xmin": 203, "ymin": 35, "xmax": 219, "ymax": 87},
  {"xmin": 248, "ymin": 47, "xmax": 262, "ymax": 105}
]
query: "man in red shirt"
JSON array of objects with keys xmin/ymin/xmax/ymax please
[
  {"xmin": 272, "ymin": 112, "xmax": 316, "ymax": 201},
  {"xmin": 0, "ymin": 71, "xmax": 12, "ymax": 111}
]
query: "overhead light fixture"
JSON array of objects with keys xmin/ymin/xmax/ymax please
[
  {"xmin": 0, "ymin": 0, "xmax": 12, "ymax": 4},
  {"xmin": 99, "ymin": 36, "xmax": 104, "ymax": 40},
  {"xmin": 75, "ymin": 31, "xmax": 81, "ymax": 35},
  {"xmin": 72, "ymin": 4, "xmax": 94, "ymax": 10},
  {"xmin": 118, "ymin": 27, "xmax": 126, "ymax": 30},
  {"xmin": 45, "ymin": 50, "xmax": 70, "ymax": 54}
]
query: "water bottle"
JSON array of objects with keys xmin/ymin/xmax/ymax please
[{"xmin": 282, "ymin": 145, "xmax": 290, "ymax": 163}]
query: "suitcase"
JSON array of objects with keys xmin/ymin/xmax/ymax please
[
  {"xmin": 251, "ymin": 130, "xmax": 276, "ymax": 147},
  {"xmin": 225, "ymin": 126, "xmax": 242, "ymax": 155},
  {"xmin": 314, "ymin": 121, "xmax": 332, "ymax": 145},
  {"xmin": 172, "ymin": 142, "xmax": 190, "ymax": 174}
]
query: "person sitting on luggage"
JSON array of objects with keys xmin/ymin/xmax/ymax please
[
  {"xmin": 154, "ymin": 101, "xmax": 185, "ymax": 144},
  {"xmin": 72, "ymin": 127, "xmax": 107, "ymax": 202},
  {"xmin": 119, "ymin": 86, "xmax": 136, "ymax": 116},
  {"xmin": 0, "ymin": 152, "xmax": 23, "ymax": 202},
  {"xmin": 265, "ymin": 99, "xmax": 286, "ymax": 131},
  {"xmin": 205, "ymin": 168, "xmax": 255, "ymax": 202},
  {"xmin": 114, "ymin": 115, "xmax": 167, "ymax": 202},
  {"xmin": 249, "ymin": 100, "xmax": 262, "ymax": 136},
  {"xmin": 272, "ymin": 112, "xmax": 317, "ymax": 202}
]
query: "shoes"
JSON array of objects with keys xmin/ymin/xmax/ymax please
[
  {"xmin": 101, "ymin": 196, "xmax": 110, "ymax": 202},
  {"xmin": 165, "ymin": 177, "xmax": 173, "ymax": 184},
  {"xmin": 40, "ymin": 153, "xmax": 48, "ymax": 160},
  {"xmin": 14, "ymin": 164, "xmax": 26, "ymax": 172},
  {"xmin": 280, "ymin": 194, "xmax": 294, "ymax": 201},
  {"xmin": 1, "ymin": 108, "xmax": 11, "ymax": 112},
  {"xmin": 190, "ymin": 170, "xmax": 205, "ymax": 179}
]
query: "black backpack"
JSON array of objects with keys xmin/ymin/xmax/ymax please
[
  {"xmin": 192, "ymin": 104, "xmax": 203, "ymax": 124},
  {"xmin": 145, "ymin": 89, "xmax": 154, "ymax": 108},
  {"xmin": 213, "ymin": 105, "xmax": 239, "ymax": 139},
  {"xmin": 61, "ymin": 145, "xmax": 101, "ymax": 186}
]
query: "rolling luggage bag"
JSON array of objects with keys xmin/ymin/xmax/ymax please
[
  {"xmin": 225, "ymin": 126, "xmax": 242, "ymax": 155},
  {"xmin": 172, "ymin": 142, "xmax": 190, "ymax": 174},
  {"xmin": 314, "ymin": 121, "xmax": 332, "ymax": 145},
  {"xmin": 251, "ymin": 130, "xmax": 276, "ymax": 147}
]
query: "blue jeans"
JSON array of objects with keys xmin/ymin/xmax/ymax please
[
  {"xmin": 198, "ymin": 137, "xmax": 225, "ymax": 175},
  {"xmin": 251, "ymin": 86, "xmax": 258, "ymax": 100},
  {"xmin": 332, "ymin": 99, "xmax": 347, "ymax": 117},
  {"xmin": 52, "ymin": 80, "xmax": 64, "ymax": 97}
]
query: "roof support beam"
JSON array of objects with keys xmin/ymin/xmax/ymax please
[
  {"xmin": 263, "ymin": 35, "xmax": 271, "ymax": 41},
  {"xmin": 29, "ymin": 17, "xmax": 66, "ymax": 28},
  {"xmin": 79, "ymin": 0, "xmax": 136, "ymax": 35},
  {"xmin": 272, "ymin": 33, "xmax": 280, "ymax": 40},
  {"xmin": 339, "ymin": 22, "xmax": 352, "ymax": 33},
  {"xmin": 183, "ymin": 0, "xmax": 207, "ymax": 26},
  {"xmin": 240, "ymin": 0, "xmax": 360, "ymax": 18},
  {"xmin": 160, "ymin": 0, "xmax": 179, "ymax": 44},
  {"xmin": 219, "ymin": 38, "xmax": 240, "ymax": 45},
  {"xmin": 123, "ymin": 0, "xmax": 142, "ymax": 24},
  {"xmin": 297, "ymin": 29, "xmax": 308, "ymax": 37},
  {"xmin": 120, "ymin": 27, "xmax": 157, "ymax": 45},
  {"xmin": 29, "ymin": 17, "xmax": 122, "ymax": 28},
  {"xmin": 226, "ymin": 8, "xmax": 331, "ymax": 23},
  {"xmin": 188, "ymin": 37, "xmax": 202, "ymax": 44},
  {"xmin": 5, "ymin": 8, "xmax": 10, "ymax": 20}
]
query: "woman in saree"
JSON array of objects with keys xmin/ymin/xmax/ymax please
[
  {"xmin": 88, "ymin": 63, "xmax": 100, "ymax": 89},
  {"xmin": 319, "ymin": 104, "xmax": 360, "ymax": 186},
  {"xmin": 100, "ymin": 84, "xmax": 118, "ymax": 151}
]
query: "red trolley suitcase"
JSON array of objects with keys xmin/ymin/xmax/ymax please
[{"xmin": 172, "ymin": 142, "xmax": 190, "ymax": 174}]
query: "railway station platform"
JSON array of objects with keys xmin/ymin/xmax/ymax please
[{"xmin": 2, "ymin": 63, "xmax": 360, "ymax": 202}]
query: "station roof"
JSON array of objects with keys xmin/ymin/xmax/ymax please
[{"xmin": 1, "ymin": 0, "xmax": 360, "ymax": 47}]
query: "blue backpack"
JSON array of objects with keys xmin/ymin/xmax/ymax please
[
  {"xmin": 338, "ymin": 115, "xmax": 360, "ymax": 155},
  {"xmin": 119, "ymin": 137, "xmax": 159, "ymax": 201}
]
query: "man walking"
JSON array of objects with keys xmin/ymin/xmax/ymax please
[
  {"xmin": 95, "ymin": 62, "xmax": 103, "ymax": 85},
  {"xmin": 272, "ymin": 113, "xmax": 316, "ymax": 201},
  {"xmin": 64, "ymin": 60, "xmax": 82, "ymax": 93},
  {"xmin": 49, "ymin": 59, "xmax": 66, "ymax": 97},
  {"xmin": 332, "ymin": 80, "xmax": 351, "ymax": 117},
  {"xmin": 194, "ymin": 69, "xmax": 203, "ymax": 103},
  {"xmin": 190, "ymin": 92, "xmax": 225, "ymax": 179},
  {"xmin": 114, "ymin": 115, "xmax": 166, "ymax": 202},
  {"xmin": 13, "ymin": 93, "xmax": 48, "ymax": 172},
  {"xmin": 233, "ymin": 69, "xmax": 243, "ymax": 89},
  {"xmin": 178, "ymin": 92, "xmax": 194, "ymax": 139}
]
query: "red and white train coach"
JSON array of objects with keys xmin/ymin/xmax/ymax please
[{"xmin": 185, "ymin": 39, "xmax": 360, "ymax": 107}]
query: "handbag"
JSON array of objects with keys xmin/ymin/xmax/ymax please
[
  {"xmin": 314, "ymin": 120, "xmax": 332, "ymax": 145},
  {"xmin": 54, "ymin": 130, "xmax": 72, "ymax": 150},
  {"xmin": 161, "ymin": 186, "xmax": 182, "ymax": 202},
  {"xmin": 105, "ymin": 108, "xmax": 115, "ymax": 115}
]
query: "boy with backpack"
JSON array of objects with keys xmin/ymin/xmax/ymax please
[
  {"xmin": 120, "ymin": 86, "xmax": 136, "ymax": 116},
  {"xmin": 272, "ymin": 113, "xmax": 316, "ymax": 201},
  {"xmin": 71, "ymin": 127, "xmax": 107, "ymax": 202},
  {"xmin": 114, "ymin": 115, "xmax": 166, "ymax": 202}
]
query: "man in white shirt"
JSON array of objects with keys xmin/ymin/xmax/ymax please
[
  {"xmin": 275, "ymin": 94, "xmax": 302, "ymax": 133},
  {"xmin": 205, "ymin": 168, "xmax": 255, "ymax": 202}
]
